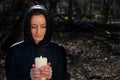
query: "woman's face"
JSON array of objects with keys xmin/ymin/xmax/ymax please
[{"xmin": 30, "ymin": 14, "xmax": 46, "ymax": 44}]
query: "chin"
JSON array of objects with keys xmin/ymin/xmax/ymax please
[
  {"xmin": 35, "ymin": 39, "xmax": 42, "ymax": 42},
  {"xmin": 34, "ymin": 38, "xmax": 43, "ymax": 43}
]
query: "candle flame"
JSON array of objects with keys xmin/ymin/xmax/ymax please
[{"xmin": 40, "ymin": 56, "xmax": 42, "ymax": 59}]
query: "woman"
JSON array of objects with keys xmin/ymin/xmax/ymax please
[{"xmin": 5, "ymin": 5, "xmax": 67, "ymax": 80}]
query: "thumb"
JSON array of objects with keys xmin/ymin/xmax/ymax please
[
  {"xmin": 32, "ymin": 64, "xmax": 35, "ymax": 68},
  {"xmin": 47, "ymin": 62, "xmax": 51, "ymax": 66}
]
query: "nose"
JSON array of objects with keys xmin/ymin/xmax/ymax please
[{"xmin": 36, "ymin": 27, "xmax": 40, "ymax": 34}]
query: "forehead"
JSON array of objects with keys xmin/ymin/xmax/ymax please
[{"xmin": 31, "ymin": 14, "xmax": 46, "ymax": 23}]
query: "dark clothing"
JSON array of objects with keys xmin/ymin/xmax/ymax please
[
  {"xmin": 5, "ymin": 5, "xmax": 67, "ymax": 80},
  {"xmin": 5, "ymin": 41, "xmax": 67, "ymax": 80}
]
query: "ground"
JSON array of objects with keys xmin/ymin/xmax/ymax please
[{"xmin": 1, "ymin": 31, "xmax": 120, "ymax": 80}]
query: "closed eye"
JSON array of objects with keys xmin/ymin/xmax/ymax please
[
  {"xmin": 31, "ymin": 25, "xmax": 37, "ymax": 28},
  {"xmin": 41, "ymin": 25, "xmax": 46, "ymax": 28}
]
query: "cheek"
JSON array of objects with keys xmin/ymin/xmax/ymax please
[
  {"xmin": 31, "ymin": 29, "xmax": 36, "ymax": 35},
  {"xmin": 41, "ymin": 29, "xmax": 46, "ymax": 35}
]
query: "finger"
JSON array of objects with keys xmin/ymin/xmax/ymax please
[
  {"xmin": 43, "ymin": 68, "xmax": 52, "ymax": 74},
  {"xmin": 31, "ymin": 77, "xmax": 42, "ymax": 80},
  {"xmin": 44, "ymin": 66, "xmax": 52, "ymax": 72},
  {"xmin": 32, "ymin": 64, "xmax": 34, "ymax": 67},
  {"xmin": 34, "ymin": 70, "xmax": 41, "ymax": 75},
  {"xmin": 42, "ymin": 64, "xmax": 52, "ymax": 70},
  {"xmin": 41, "ymin": 67, "xmax": 52, "ymax": 79},
  {"xmin": 44, "ymin": 72, "xmax": 52, "ymax": 80},
  {"xmin": 30, "ymin": 72, "xmax": 42, "ymax": 78},
  {"xmin": 41, "ymin": 65, "xmax": 52, "ymax": 74},
  {"xmin": 42, "ymin": 70, "xmax": 52, "ymax": 76},
  {"xmin": 47, "ymin": 63, "xmax": 51, "ymax": 66},
  {"xmin": 30, "ymin": 68, "xmax": 42, "ymax": 78}
]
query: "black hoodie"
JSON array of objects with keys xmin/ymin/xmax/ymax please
[{"xmin": 5, "ymin": 5, "xmax": 67, "ymax": 80}]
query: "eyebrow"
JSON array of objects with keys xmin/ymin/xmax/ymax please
[
  {"xmin": 30, "ymin": 24, "xmax": 37, "ymax": 27},
  {"xmin": 31, "ymin": 24, "xmax": 36, "ymax": 25},
  {"xmin": 31, "ymin": 24, "xmax": 46, "ymax": 26}
]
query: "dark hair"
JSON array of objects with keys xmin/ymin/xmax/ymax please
[
  {"xmin": 27, "ymin": 5, "xmax": 49, "ymax": 27},
  {"xmin": 30, "ymin": 9, "xmax": 45, "ymax": 16}
]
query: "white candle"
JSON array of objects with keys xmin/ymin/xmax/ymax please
[
  {"xmin": 35, "ymin": 56, "xmax": 47, "ymax": 80},
  {"xmin": 35, "ymin": 56, "xmax": 47, "ymax": 68}
]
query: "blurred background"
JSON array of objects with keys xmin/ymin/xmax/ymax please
[{"xmin": 0, "ymin": 0, "xmax": 120, "ymax": 80}]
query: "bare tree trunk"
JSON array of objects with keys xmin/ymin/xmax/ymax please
[
  {"xmin": 49, "ymin": 0, "xmax": 59, "ymax": 15},
  {"xmin": 1, "ymin": 0, "xmax": 27, "ymax": 53},
  {"xmin": 102, "ymin": 0, "xmax": 113, "ymax": 23},
  {"xmin": 89, "ymin": 0, "xmax": 92, "ymax": 22},
  {"xmin": 68, "ymin": 0, "xmax": 72, "ymax": 22},
  {"xmin": 68, "ymin": 0, "xmax": 73, "ymax": 31}
]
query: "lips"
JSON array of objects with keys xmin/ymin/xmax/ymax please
[{"xmin": 35, "ymin": 35, "xmax": 41, "ymax": 38}]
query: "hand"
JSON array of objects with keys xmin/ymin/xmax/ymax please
[
  {"xmin": 30, "ymin": 64, "xmax": 43, "ymax": 80},
  {"xmin": 30, "ymin": 63, "xmax": 52, "ymax": 80},
  {"xmin": 40, "ymin": 63, "xmax": 52, "ymax": 79}
]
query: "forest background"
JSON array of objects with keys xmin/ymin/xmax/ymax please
[{"xmin": 0, "ymin": 0, "xmax": 120, "ymax": 80}]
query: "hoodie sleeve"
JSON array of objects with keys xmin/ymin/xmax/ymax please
[
  {"xmin": 5, "ymin": 48, "xmax": 30, "ymax": 80},
  {"xmin": 52, "ymin": 46, "xmax": 68, "ymax": 80},
  {"xmin": 5, "ymin": 48, "xmax": 14, "ymax": 80}
]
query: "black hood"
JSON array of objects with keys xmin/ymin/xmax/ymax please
[{"xmin": 24, "ymin": 5, "xmax": 52, "ymax": 47}]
